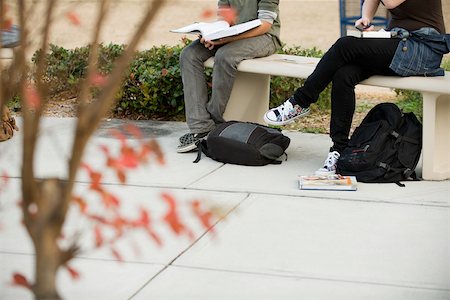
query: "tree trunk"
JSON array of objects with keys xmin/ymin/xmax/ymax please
[
  {"xmin": 23, "ymin": 178, "xmax": 68, "ymax": 300},
  {"xmin": 34, "ymin": 227, "xmax": 61, "ymax": 300}
]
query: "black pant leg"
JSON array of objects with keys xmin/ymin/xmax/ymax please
[
  {"xmin": 329, "ymin": 64, "xmax": 371, "ymax": 153},
  {"xmin": 293, "ymin": 36, "xmax": 400, "ymax": 108}
]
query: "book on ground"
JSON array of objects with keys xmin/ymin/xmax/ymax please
[
  {"xmin": 298, "ymin": 174, "xmax": 358, "ymax": 191},
  {"xmin": 170, "ymin": 19, "xmax": 262, "ymax": 41},
  {"xmin": 347, "ymin": 29, "xmax": 392, "ymax": 38}
]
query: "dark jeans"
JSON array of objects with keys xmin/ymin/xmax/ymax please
[{"xmin": 292, "ymin": 36, "xmax": 400, "ymax": 153}]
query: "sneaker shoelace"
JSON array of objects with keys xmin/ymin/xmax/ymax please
[
  {"xmin": 275, "ymin": 99, "xmax": 309, "ymax": 123},
  {"xmin": 323, "ymin": 151, "xmax": 340, "ymax": 170},
  {"xmin": 274, "ymin": 100, "xmax": 294, "ymax": 122}
]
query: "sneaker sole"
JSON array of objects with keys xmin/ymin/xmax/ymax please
[
  {"xmin": 177, "ymin": 142, "xmax": 199, "ymax": 153},
  {"xmin": 263, "ymin": 109, "xmax": 310, "ymax": 126}
]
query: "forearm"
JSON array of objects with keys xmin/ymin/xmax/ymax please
[
  {"xmin": 361, "ymin": 0, "xmax": 382, "ymax": 21},
  {"xmin": 220, "ymin": 21, "xmax": 272, "ymax": 43}
]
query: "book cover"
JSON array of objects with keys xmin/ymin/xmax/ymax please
[
  {"xmin": 171, "ymin": 19, "xmax": 262, "ymax": 41},
  {"xmin": 347, "ymin": 29, "xmax": 392, "ymax": 38},
  {"xmin": 298, "ymin": 174, "xmax": 358, "ymax": 191}
]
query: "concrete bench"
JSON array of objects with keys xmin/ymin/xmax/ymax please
[{"xmin": 204, "ymin": 54, "xmax": 450, "ymax": 180}]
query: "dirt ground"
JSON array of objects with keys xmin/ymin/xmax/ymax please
[{"xmin": 43, "ymin": 0, "xmax": 342, "ymax": 52}]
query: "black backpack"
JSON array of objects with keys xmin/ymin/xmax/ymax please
[
  {"xmin": 194, "ymin": 121, "xmax": 291, "ymax": 166},
  {"xmin": 337, "ymin": 103, "xmax": 422, "ymax": 185}
]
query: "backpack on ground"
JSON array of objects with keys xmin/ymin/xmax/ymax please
[
  {"xmin": 337, "ymin": 102, "xmax": 422, "ymax": 185},
  {"xmin": 194, "ymin": 121, "xmax": 291, "ymax": 166},
  {"xmin": 0, "ymin": 106, "xmax": 19, "ymax": 142}
]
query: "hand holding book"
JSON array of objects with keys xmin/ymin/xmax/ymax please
[{"xmin": 170, "ymin": 19, "xmax": 262, "ymax": 41}]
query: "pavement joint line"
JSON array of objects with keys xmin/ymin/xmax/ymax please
[
  {"xmin": 3, "ymin": 177, "xmax": 449, "ymax": 208},
  {"xmin": 184, "ymin": 163, "xmax": 227, "ymax": 188},
  {"xmin": 3, "ymin": 250, "xmax": 447, "ymax": 293},
  {"xmin": 168, "ymin": 264, "xmax": 450, "ymax": 293},
  {"xmin": 127, "ymin": 193, "xmax": 251, "ymax": 299}
]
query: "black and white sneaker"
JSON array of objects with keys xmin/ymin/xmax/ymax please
[
  {"xmin": 315, "ymin": 151, "xmax": 340, "ymax": 176},
  {"xmin": 177, "ymin": 132, "xmax": 209, "ymax": 153},
  {"xmin": 263, "ymin": 96, "xmax": 310, "ymax": 126}
]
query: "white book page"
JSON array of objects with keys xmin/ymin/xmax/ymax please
[
  {"xmin": 170, "ymin": 20, "xmax": 230, "ymax": 37},
  {"xmin": 204, "ymin": 19, "xmax": 262, "ymax": 41},
  {"xmin": 347, "ymin": 29, "xmax": 391, "ymax": 38}
]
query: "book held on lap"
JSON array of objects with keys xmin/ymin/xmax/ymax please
[
  {"xmin": 298, "ymin": 174, "xmax": 358, "ymax": 191},
  {"xmin": 347, "ymin": 29, "xmax": 392, "ymax": 38},
  {"xmin": 170, "ymin": 19, "xmax": 262, "ymax": 41}
]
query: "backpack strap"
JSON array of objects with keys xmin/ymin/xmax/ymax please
[
  {"xmin": 377, "ymin": 162, "xmax": 421, "ymax": 186},
  {"xmin": 398, "ymin": 135, "xmax": 421, "ymax": 145},
  {"xmin": 193, "ymin": 140, "xmax": 207, "ymax": 163}
]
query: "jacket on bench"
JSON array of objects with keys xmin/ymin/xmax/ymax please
[{"xmin": 390, "ymin": 27, "xmax": 450, "ymax": 77}]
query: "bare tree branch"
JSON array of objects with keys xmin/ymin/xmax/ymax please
[{"xmin": 65, "ymin": 0, "xmax": 165, "ymax": 199}]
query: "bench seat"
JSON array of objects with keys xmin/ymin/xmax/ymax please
[{"xmin": 204, "ymin": 54, "xmax": 450, "ymax": 180}]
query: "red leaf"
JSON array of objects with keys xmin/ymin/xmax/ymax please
[
  {"xmin": 118, "ymin": 148, "xmax": 139, "ymax": 169},
  {"xmin": 137, "ymin": 208, "xmax": 150, "ymax": 226},
  {"xmin": 89, "ymin": 72, "xmax": 107, "ymax": 87},
  {"xmin": 80, "ymin": 162, "xmax": 92, "ymax": 173},
  {"xmin": 0, "ymin": 170, "xmax": 9, "ymax": 191},
  {"xmin": 218, "ymin": 6, "xmax": 237, "ymax": 25},
  {"xmin": 111, "ymin": 247, "xmax": 123, "ymax": 262},
  {"xmin": 109, "ymin": 129, "xmax": 127, "ymax": 145},
  {"xmin": 201, "ymin": 8, "xmax": 214, "ymax": 19},
  {"xmin": 101, "ymin": 191, "xmax": 120, "ymax": 209},
  {"xmin": 116, "ymin": 169, "xmax": 126, "ymax": 183},
  {"xmin": 1, "ymin": 170, "xmax": 9, "ymax": 183},
  {"xmin": 72, "ymin": 196, "xmax": 87, "ymax": 213},
  {"xmin": 1, "ymin": 19, "xmax": 12, "ymax": 30},
  {"xmin": 87, "ymin": 214, "xmax": 108, "ymax": 225},
  {"xmin": 124, "ymin": 124, "xmax": 143, "ymax": 140},
  {"xmin": 65, "ymin": 265, "xmax": 81, "ymax": 280},
  {"xmin": 82, "ymin": 164, "xmax": 103, "ymax": 191},
  {"xmin": 191, "ymin": 200, "xmax": 215, "ymax": 233},
  {"xmin": 12, "ymin": 273, "xmax": 32, "ymax": 289},
  {"xmin": 94, "ymin": 225, "xmax": 104, "ymax": 247},
  {"xmin": 136, "ymin": 208, "xmax": 163, "ymax": 246},
  {"xmin": 24, "ymin": 84, "xmax": 41, "ymax": 109},
  {"xmin": 99, "ymin": 144, "xmax": 110, "ymax": 155},
  {"xmin": 161, "ymin": 68, "xmax": 168, "ymax": 77},
  {"xmin": 146, "ymin": 140, "xmax": 165, "ymax": 165},
  {"xmin": 66, "ymin": 12, "xmax": 81, "ymax": 26},
  {"xmin": 162, "ymin": 193, "xmax": 193, "ymax": 239},
  {"xmin": 147, "ymin": 228, "xmax": 163, "ymax": 246}
]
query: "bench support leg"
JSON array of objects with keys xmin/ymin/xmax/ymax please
[
  {"xmin": 223, "ymin": 72, "xmax": 270, "ymax": 124},
  {"xmin": 422, "ymin": 92, "xmax": 450, "ymax": 180}
]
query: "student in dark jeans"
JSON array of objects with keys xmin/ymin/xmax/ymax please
[{"xmin": 263, "ymin": 0, "xmax": 449, "ymax": 175}]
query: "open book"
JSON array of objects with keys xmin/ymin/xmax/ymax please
[
  {"xmin": 347, "ymin": 29, "xmax": 392, "ymax": 38},
  {"xmin": 298, "ymin": 174, "xmax": 358, "ymax": 191},
  {"xmin": 170, "ymin": 19, "xmax": 262, "ymax": 41}
]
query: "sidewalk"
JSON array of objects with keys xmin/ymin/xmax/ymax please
[{"xmin": 0, "ymin": 117, "xmax": 449, "ymax": 299}]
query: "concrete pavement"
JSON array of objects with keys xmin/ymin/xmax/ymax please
[{"xmin": 0, "ymin": 117, "xmax": 449, "ymax": 299}]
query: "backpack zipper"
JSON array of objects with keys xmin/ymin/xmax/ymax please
[{"xmin": 352, "ymin": 144, "xmax": 370, "ymax": 153}]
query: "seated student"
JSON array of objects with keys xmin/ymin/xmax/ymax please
[
  {"xmin": 263, "ymin": 0, "xmax": 449, "ymax": 175},
  {"xmin": 177, "ymin": 0, "xmax": 281, "ymax": 153}
]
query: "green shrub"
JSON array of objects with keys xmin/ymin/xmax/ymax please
[
  {"xmin": 394, "ymin": 89, "xmax": 423, "ymax": 120},
  {"xmin": 33, "ymin": 43, "xmax": 124, "ymax": 96},
  {"xmin": 116, "ymin": 44, "xmax": 187, "ymax": 117}
]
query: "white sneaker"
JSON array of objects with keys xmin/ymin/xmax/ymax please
[
  {"xmin": 315, "ymin": 151, "xmax": 340, "ymax": 176},
  {"xmin": 263, "ymin": 96, "xmax": 310, "ymax": 126}
]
